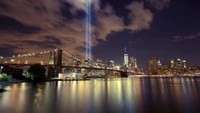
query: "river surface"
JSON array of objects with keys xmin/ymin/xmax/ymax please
[{"xmin": 1, "ymin": 77, "xmax": 200, "ymax": 113}]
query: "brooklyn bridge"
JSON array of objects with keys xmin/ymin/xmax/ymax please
[{"xmin": 0, "ymin": 48, "xmax": 129, "ymax": 78}]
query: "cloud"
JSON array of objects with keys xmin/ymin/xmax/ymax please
[
  {"xmin": 0, "ymin": 0, "xmax": 62, "ymax": 29},
  {"xmin": 0, "ymin": 0, "xmax": 170, "ymax": 62},
  {"xmin": 126, "ymin": 2, "xmax": 153, "ymax": 31},
  {"xmin": 174, "ymin": 32, "xmax": 200, "ymax": 41},
  {"xmin": 65, "ymin": 0, "xmax": 100, "ymax": 11},
  {"xmin": 94, "ymin": 5, "xmax": 125, "ymax": 40},
  {"xmin": 147, "ymin": 0, "xmax": 170, "ymax": 10},
  {"xmin": 0, "ymin": 0, "xmax": 89, "ymax": 60}
]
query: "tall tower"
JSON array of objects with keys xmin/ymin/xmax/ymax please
[
  {"xmin": 49, "ymin": 49, "xmax": 62, "ymax": 66},
  {"xmin": 183, "ymin": 60, "xmax": 187, "ymax": 68},
  {"xmin": 54, "ymin": 49, "xmax": 62, "ymax": 66},
  {"xmin": 124, "ymin": 47, "xmax": 129, "ymax": 67}
]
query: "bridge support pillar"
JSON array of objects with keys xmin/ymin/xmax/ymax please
[
  {"xmin": 120, "ymin": 72, "xmax": 128, "ymax": 77},
  {"xmin": 55, "ymin": 66, "xmax": 62, "ymax": 77},
  {"xmin": 52, "ymin": 49, "xmax": 63, "ymax": 77}
]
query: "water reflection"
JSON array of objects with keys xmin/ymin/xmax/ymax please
[{"xmin": 0, "ymin": 77, "xmax": 200, "ymax": 113}]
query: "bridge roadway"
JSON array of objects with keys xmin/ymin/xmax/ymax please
[{"xmin": 0, "ymin": 63, "xmax": 128, "ymax": 73}]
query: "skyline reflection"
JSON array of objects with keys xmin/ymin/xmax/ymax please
[{"xmin": 0, "ymin": 77, "xmax": 200, "ymax": 113}]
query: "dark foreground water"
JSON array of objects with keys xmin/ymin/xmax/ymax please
[{"xmin": 1, "ymin": 77, "xmax": 200, "ymax": 113}]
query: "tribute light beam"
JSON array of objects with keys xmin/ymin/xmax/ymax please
[
  {"xmin": 88, "ymin": 0, "xmax": 92, "ymax": 59},
  {"xmin": 85, "ymin": 0, "xmax": 92, "ymax": 60}
]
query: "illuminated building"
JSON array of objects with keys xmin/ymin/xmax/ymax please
[
  {"xmin": 95, "ymin": 59, "xmax": 104, "ymax": 68},
  {"xmin": 171, "ymin": 59, "xmax": 187, "ymax": 69},
  {"xmin": 170, "ymin": 59, "xmax": 187, "ymax": 75},
  {"xmin": 84, "ymin": 57, "xmax": 92, "ymax": 66},
  {"xmin": 84, "ymin": 60, "xmax": 89, "ymax": 66},
  {"xmin": 124, "ymin": 47, "xmax": 128, "ymax": 67},
  {"xmin": 108, "ymin": 59, "xmax": 114, "ymax": 68},
  {"xmin": 183, "ymin": 60, "xmax": 186, "ymax": 68},
  {"xmin": 170, "ymin": 60, "xmax": 174, "ymax": 68},
  {"xmin": 158, "ymin": 60, "xmax": 161, "ymax": 67},
  {"xmin": 149, "ymin": 57, "xmax": 160, "ymax": 74},
  {"xmin": 124, "ymin": 54, "xmax": 128, "ymax": 67},
  {"xmin": 130, "ymin": 56, "xmax": 138, "ymax": 70},
  {"xmin": 87, "ymin": 57, "xmax": 92, "ymax": 66}
]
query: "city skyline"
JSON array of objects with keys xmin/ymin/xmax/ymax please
[{"xmin": 0, "ymin": 0, "xmax": 200, "ymax": 69}]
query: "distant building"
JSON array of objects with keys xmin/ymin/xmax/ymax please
[
  {"xmin": 158, "ymin": 60, "xmax": 161, "ymax": 67},
  {"xmin": 95, "ymin": 59, "xmax": 105, "ymax": 68},
  {"xmin": 87, "ymin": 57, "xmax": 92, "ymax": 66},
  {"xmin": 108, "ymin": 59, "xmax": 115, "ymax": 68},
  {"xmin": 84, "ymin": 60, "xmax": 89, "ymax": 66},
  {"xmin": 124, "ymin": 47, "xmax": 128, "ymax": 67},
  {"xmin": 149, "ymin": 57, "xmax": 160, "ymax": 74},
  {"xmin": 170, "ymin": 59, "xmax": 187, "ymax": 69},
  {"xmin": 124, "ymin": 54, "xmax": 129, "ymax": 67},
  {"xmin": 129, "ymin": 56, "xmax": 138, "ymax": 70},
  {"xmin": 170, "ymin": 59, "xmax": 174, "ymax": 68},
  {"xmin": 170, "ymin": 59, "xmax": 187, "ymax": 75}
]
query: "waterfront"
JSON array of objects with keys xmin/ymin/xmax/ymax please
[{"xmin": 0, "ymin": 77, "xmax": 200, "ymax": 113}]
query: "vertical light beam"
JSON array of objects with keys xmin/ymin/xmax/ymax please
[
  {"xmin": 85, "ymin": 0, "xmax": 92, "ymax": 60},
  {"xmin": 88, "ymin": 0, "xmax": 92, "ymax": 59},
  {"xmin": 85, "ymin": 1, "xmax": 89, "ymax": 60}
]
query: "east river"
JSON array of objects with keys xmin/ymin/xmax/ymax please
[{"xmin": 1, "ymin": 77, "xmax": 200, "ymax": 113}]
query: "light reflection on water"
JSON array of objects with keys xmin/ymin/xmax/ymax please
[{"xmin": 1, "ymin": 77, "xmax": 200, "ymax": 113}]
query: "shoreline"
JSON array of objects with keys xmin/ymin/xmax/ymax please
[
  {"xmin": 0, "ymin": 79, "xmax": 28, "ymax": 86},
  {"xmin": 1, "ymin": 75, "xmax": 200, "ymax": 85}
]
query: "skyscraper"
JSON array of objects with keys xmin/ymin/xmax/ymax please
[
  {"xmin": 149, "ymin": 57, "xmax": 160, "ymax": 74},
  {"xmin": 130, "ymin": 56, "xmax": 138, "ymax": 69},
  {"xmin": 170, "ymin": 59, "xmax": 174, "ymax": 68},
  {"xmin": 170, "ymin": 59, "xmax": 187, "ymax": 69},
  {"xmin": 124, "ymin": 47, "xmax": 128, "ymax": 67},
  {"xmin": 108, "ymin": 59, "xmax": 115, "ymax": 68},
  {"xmin": 170, "ymin": 58, "xmax": 187, "ymax": 75}
]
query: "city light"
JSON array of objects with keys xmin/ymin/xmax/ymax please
[
  {"xmin": 25, "ymin": 61, "xmax": 28, "ymax": 64},
  {"xmin": 11, "ymin": 59, "xmax": 14, "ymax": 62}
]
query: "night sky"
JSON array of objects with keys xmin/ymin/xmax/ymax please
[{"xmin": 0, "ymin": 0, "xmax": 200, "ymax": 69}]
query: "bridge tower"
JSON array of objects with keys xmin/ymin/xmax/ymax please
[
  {"xmin": 48, "ymin": 49, "xmax": 62, "ymax": 66},
  {"xmin": 53, "ymin": 49, "xmax": 62, "ymax": 66},
  {"xmin": 48, "ymin": 49, "xmax": 62, "ymax": 77}
]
